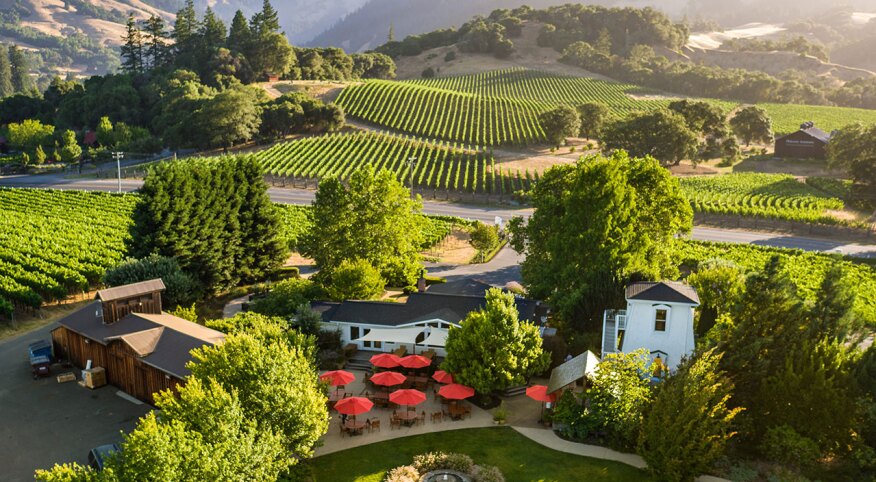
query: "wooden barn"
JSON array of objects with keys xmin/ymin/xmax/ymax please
[
  {"xmin": 774, "ymin": 121, "xmax": 832, "ymax": 159},
  {"xmin": 51, "ymin": 279, "xmax": 224, "ymax": 404}
]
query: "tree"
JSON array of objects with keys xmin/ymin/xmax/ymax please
[
  {"xmin": 130, "ymin": 156, "xmax": 284, "ymax": 292},
  {"xmin": 0, "ymin": 44, "xmax": 14, "ymax": 98},
  {"xmin": 509, "ymin": 152, "xmax": 692, "ymax": 330},
  {"xmin": 59, "ymin": 130, "xmax": 82, "ymax": 163},
  {"xmin": 227, "ymin": 10, "xmax": 251, "ymax": 54},
  {"xmin": 826, "ymin": 122, "xmax": 876, "ymax": 202},
  {"xmin": 34, "ymin": 144, "xmax": 46, "ymax": 164},
  {"xmin": 8, "ymin": 45, "xmax": 33, "ymax": 93},
  {"xmin": 576, "ymin": 102, "xmax": 610, "ymax": 140},
  {"xmin": 102, "ymin": 254, "xmax": 201, "ymax": 308},
  {"xmin": 325, "ymin": 258, "xmax": 385, "ymax": 301},
  {"xmin": 8, "ymin": 119, "xmax": 54, "ymax": 156},
  {"xmin": 639, "ymin": 349, "xmax": 742, "ymax": 482},
  {"xmin": 120, "ymin": 14, "xmax": 144, "ymax": 74},
  {"xmin": 143, "ymin": 15, "xmax": 170, "ymax": 69},
  {"xmin": 248, "ymin": 277, "xmax": 323, "ymax": 317},
  {"xmin": 668, "ymin": 100, "xmax": 730, "ymax": 159},
  {"xmin": 301, "ymin": 164, "xmax": 425, "ymax": 286},
  {"xmin": 729, "ymin": 105, "xmax": 773, "ymax": 146},
  {"xmin": 260, "ymin": 100, "xmax": 304, "ymax": 138},
  {"xmin": 95, "ymin": 116, "xmax": 114, "ymax": 147},
  {"xmin": 538, "ymin": 105, "xmax": 580, "ymax": 146},
  {"xmin": 189, "ymin": 334, "xmax": 329, "ymax": 461},
  {"xmin": 601, "ymin": 110, "xmax": 698, "ymax": 166},
  {"xmin": 587, "ymin": 349, "xmax": 654, "ymax": 450},
  {"xmin": 206, "ymin": 311, "xmax": 292, "ymax": 344},
  {"xmin": 442, "ymin": 288, "xmax": 549, "ymax": 397},
  {"xmin": 469, "ymin": 221, "xmax": 499, "ymax": 253},
  {"xmin": 172, "ymin": 0, "xmax": 199, "ymax": 52},
  {"xmin": 687, "ymin": 259, "xmax": 746, "ymax": 338},
  {"xmin": 195, "ymin": 86, "xmax": 262, "ymax": 148}
]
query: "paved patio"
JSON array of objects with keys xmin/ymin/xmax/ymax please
[{"xmin": 316, "ymin": 369, "xmax": 503, "ymax": 456}]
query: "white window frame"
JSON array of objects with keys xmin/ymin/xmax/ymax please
[{"xmin": 653, "ymin": 305, "xmax": 671, "ymax": 333}]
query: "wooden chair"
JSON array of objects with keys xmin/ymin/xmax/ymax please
[
  {"xmin": 431, "ymin": 411, "xmax": 443, "ymax": 423},
  {"xmin": 463, "ymin": 405, "xmax": 472, "ymax": 419},
  {"xmin": 370, "ymin": 419, "xmax": 381, "ymax": 432},
  {"xmin": 390, "ymin": 415, "xmax": 401, "ymax": 430},
  {"xmin": 365, "ymin": 419, "xmax": 372, "ymax": 432},
  {"xmin": 418, "ymin": 411, "xmax": 426, "ymax": 426},
  {"xmin": 339, "ymin": 421, "xmax": 347, "ymax": 437}
]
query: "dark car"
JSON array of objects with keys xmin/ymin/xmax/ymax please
[{"xmin": 88, "ymin": 444, "xmax": 120, "ymax": 471}]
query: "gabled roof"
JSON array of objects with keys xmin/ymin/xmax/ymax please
[
  {"xmin": 426, "ymin": 279, "xmax": 496, "ymax": 296},
  {"xmin": 776, "ymin": 124, "xmax": 831, "ymax": 144},
  {"xmin": 314, "ymin": 291, "xmax": 540, "ymax": 327},
  {"xmin": 625, "ymin": 281, "xmax": 699, "ymax": 305},
  {"xmin": 547, "ymin": 350, "xmax": 600, "ymax": 394},
  {"xmin": 56, "ymin": 300, "xmax": 224, "ymax": 378},
  {"xmin": 97, "ymin": 279, "xmax": 165, "ymax": 302}
]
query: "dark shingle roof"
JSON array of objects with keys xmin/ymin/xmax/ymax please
[
  {"xmin": 801, "ymin": 126, "xmax": 831, "ymax": 143},
  {"xmin": 97, "ymin": 279, "xmax": 165, "ymax": 301},
  {"xmin": 56, "ymin": 300, "xmax": 223, "ymax": 378},
  {"xmin": 426, "ymin": 279, "xmax": 496, "ymax": 296},
  {"xmin": 313, "ymin": 292, "xmax": 539, "ymax": 327},
  {"xmin": 625, "ymin": 281, "xmax": 699, "ymax": 305}
]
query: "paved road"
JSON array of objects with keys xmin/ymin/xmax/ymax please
[
  {"xmin": 2, "ymin": 175, "xmax": 875, "ymax": 258},
  {"xmin": 0, "ymin": 323, "xmax": 149, "ymax": 482}
]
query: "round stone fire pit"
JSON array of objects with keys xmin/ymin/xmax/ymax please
[{"xmin": 420, "ymin": 469, "xmax": 472, "ymax": 482}]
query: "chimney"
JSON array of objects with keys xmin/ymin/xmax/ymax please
[{"xmin": 417, "ymin": 276, "xmax": 426, "ymax": 293}]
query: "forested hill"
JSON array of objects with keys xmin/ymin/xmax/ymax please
[{"xmin": 306, "ymin": 0, "xmax": 573, "ymax": 52}]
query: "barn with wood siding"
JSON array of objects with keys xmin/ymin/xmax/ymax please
[
  {"xmin": 51, "ymin": 279, "xmax": 224, "ymax": 404},
  {"xmin": 774, "ymin": 122, "xmax": 832, "ymax": 159}
]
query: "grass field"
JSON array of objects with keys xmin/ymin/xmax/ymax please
[
  {"xmin": 335, "ymin": 67, "xmax": 876, "ymax": 145},
  {"xmin": 308, "ymin": 427, "xmax": 651, "ymax": 481},
  {"xmin": 678, "ymin": 173, "xmax": 854, "ymax": 226}
]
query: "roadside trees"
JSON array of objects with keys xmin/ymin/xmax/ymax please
[
  {"xmin": 509, "ymin": 151, "xmax": 692, "ymax": 331},
  {"xmin": 729, "ymin": 105, "xmax": 773, "ymax": 146}
]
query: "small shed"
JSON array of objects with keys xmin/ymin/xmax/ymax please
[
  {"xmin": 547, "ymin": 350, "xmax": 600, "ymax": 394},
  {"xmin": 774, "ymin": 122, "xmax": 832, "ymax": 159}
]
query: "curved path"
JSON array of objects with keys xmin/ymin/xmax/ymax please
[{"xmin": 2, "ymin": 175, "xmax": 875, "ymax": 259}]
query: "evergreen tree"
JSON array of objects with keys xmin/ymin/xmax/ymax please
[
  {"xmin": 200, "ymin": 7, "xmax": 227, "ymax": 52},
  {"xmin": 0, "ymin": 44, "xmax": 13, "ymax": 98},
  {"xmin": 251, "ymin": 0, "xmax": 280, "ymax": 36},
  {"xmin": 59, "ymin": 129, "xmax": 82, "ymax": 163},
  {"xmin": 120, "ymin": 14, "xmax": 144, "ymax": 74},
  {"xmin": 387, "ymin": 23, "xmax": 395, "ymax": 42},
  {"xmin": 96, "ymin": 116, "xmax": 114, "ymax": 147},
  {"xmin": 234, "ymin": 155, "xmax": 286, "ymax": 282},
  {"xmin": 8, "ymin": 45, "xmax": 33, "ymax": 93},
  {"xmin": 227, "ymin": 10, "xmax": 251, "ymax": 53},
  {"xmin": 143, "ymin": 15, "xmax": 170, "ymax": 69}
]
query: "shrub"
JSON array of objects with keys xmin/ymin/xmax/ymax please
[
  {"xmin": 325, "ymin": 258, "xmax": 385, "ymax": 301},
  {"xmin": 442, "ymin": 453, "xmax": 474, "ymax": 473},
  {"xmin": 248, "ymin": 277, "xmax": 322, "ymax": 317},
  {"xmin": 493, "ymin": 400, "xmax": 508, "ymax": 423},
  {"xmin": 384, "ymin": 465, "xmax": 419, "ymax": 482},
  {"xmin": 413, "ymin": 452, "xmax": 446, "ymax": 472},
  {"xmin": 102, "ymin": 254, "xmax": 200, "ymax": 308},
  {"xmin": 422, "ymin": 67, "xmax": 436, "ymax": 78},
  {"xmin": 469, "ymin": 221, "xmax": 499, "ymax": 253},
  {"xmin": 444, "ymin": 50, "xmax": 457, "ymax": 62},
  {"xmin": 760, "ymin": 425, "xmax": 821, "ymax": 472},
  {"xmin": 474, "ymin": 465, "xmax": 505, "ymax": 482}
]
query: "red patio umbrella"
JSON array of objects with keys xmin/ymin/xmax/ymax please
[
  {"xmin": 399, "ymin": 355, "xmax": 431, "ymax": 369},
  {"xmin": 334, "ymin": 396, "xmax": 374, "ymax": 422},
  {"xmin": 370, "ymin": 353, "xmax": 402, "ymax": 368},
  {"xmin": 438, "ymin": 383, "xmax": 475, "ymax": 400},
  {"xmin": 525, "ymin": 385, "xmax": 556, "ymax": 403},
  {"xmin": 320, "ymin": 370, "xmax": 355, "ymax": 394},
  {"xmin": 389, "ymin": 388, "xmax": 427, "ymax": 409},
  {"xmin": 431, "ymin": 370, "xmax": 454, "ymax": 384},
  {"xmin": 370, "ymin": 371, "xmax": 406, "ymax": 387}
]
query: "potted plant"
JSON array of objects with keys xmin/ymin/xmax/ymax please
[{"xmin": 493, "ymin": 401, "xmax": 508, "ymax": 425}]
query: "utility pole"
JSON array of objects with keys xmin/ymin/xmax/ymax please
[
  {"xmin": 112, "ymin": 151, "xmax": 124, "ymax": 193},
  {"xmin": 407, "ymin": 156, "xmax": 417, "ymax": 199}
]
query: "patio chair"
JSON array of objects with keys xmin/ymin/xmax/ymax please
[
  {"xmin": 463, "ymin": 405, "xmax": 472, "ymax": 419},
  {"xmin": 371, "ymin": 419, "xmax": 381, "ymax": 432},
  {"xmin": 390, "ymin": 415, "xmax": 401, "ymax": 430},
  {"xmin": 418, "ymin": 411, "xmax": 426, "ymax": 426},
  {"xmin": 339, "ymin": 422, "xmax": 346, "ymax": 437},
  {"xmin": 365, "ymin": 419, "xmax": 372, "ymax": 432},
  {"xmin": 431, "ymin": 411, "xmax": 443, "ymax": 423}
]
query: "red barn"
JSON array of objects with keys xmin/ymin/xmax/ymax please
[{"xmin": 774, "ymin": 122, "xmax": 832, "ymax": 159}]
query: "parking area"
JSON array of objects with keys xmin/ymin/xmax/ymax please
[{"xmin": 0, "ymin": 323, "xmax": 150, "ymax": 482}]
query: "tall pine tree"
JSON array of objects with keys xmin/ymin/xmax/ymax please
[
  {"xmin": 0, "ymin": 44, "xmax": 13, "ymax": 98},
  {"xmin": 120, "ymin": 14, "xmax": 144, "ymax": 73},
  {"xmin": 143, "ymin": 15, "xmax": 170, "ymax": 69},
  {"xmin": 8, "ymin": 45, "xmax": 33, "ymax": 93},
  {"xmin": 227, "ymin": 10, "xmax": 251, "ymax": 54},
  {"xmin": 172, "ymin": 0, "xmax": 199, "ymax": 52},
  {"xmin": 200, "ymin": 7, "xmax": 227, "ymax": 54}
]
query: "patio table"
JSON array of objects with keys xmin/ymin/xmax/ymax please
[
  {"xmin": 449, "ymin": 405, "xmax": 467, "ymax": 420},
  {"xmin": 397, "ymin": 411, "xmax": 418, "ymax": 426},
  {"xmin": 343, "ymin": 420, "xmax": 366, "ymax": 435}
]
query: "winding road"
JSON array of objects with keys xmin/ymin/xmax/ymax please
[{"xmin": 3, "ymin": 174, "xmax": 875, "ymax": 271}]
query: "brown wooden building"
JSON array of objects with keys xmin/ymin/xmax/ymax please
[
  {"xmin": 51, "ymin": 279, "xmax": 224, "ymax": 404},
  {"xmin": 774, "ymin": 122, "xmax": 832, "ymax": 159}
]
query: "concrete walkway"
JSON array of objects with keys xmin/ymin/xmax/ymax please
[{"xmin": 221, "ymin": 294, "xmax": 249, "ymax": 318}]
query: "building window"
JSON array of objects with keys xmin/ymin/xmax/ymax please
[
  {"xmin": 350, "ymin": 326, "xmax": 360, "ymax": 343},
  {"xmin": 363, "ymin": 328, "xmax": 371, "ymax": 348},
  {"xmin": 654, "ymin": 309, "xmax": 668, "ymax": 332}
]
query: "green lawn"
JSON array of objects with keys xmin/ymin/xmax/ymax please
[{"xmin": 308, "ymin": 427, "xmax": 650, "ymax": 482}]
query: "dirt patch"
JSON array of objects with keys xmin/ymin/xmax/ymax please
[
  {"xmin": 393, "ymin": 22, "xmax": 610, "ymax": 81},
  {"xmin": 0, "ymin": 297, "xmax": 94, "ymax": 341},
  {"xmin": 266, "ymin": 80, "xmax": 356, "ymax": 103},
  {"xmin": 669, "ymin": 161, "xmax": 720, "ymax": 176},
  {"xmin": 423, "ymin": 228, "xmax": 476, "ymax": 264},
  {"xmin": 286, "ymin": 252, "xmax": 315, "ymax": 267},
  {"xmin": 732, "ymin": 156, "xmax": 844, "ymax": 177}
]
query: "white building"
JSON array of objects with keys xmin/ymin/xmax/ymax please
[{"xmin": 602, "ymin": 281, "xmax": 699, "ymax": 370}]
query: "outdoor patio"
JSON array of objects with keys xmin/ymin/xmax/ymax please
[{"xmin": 317, "ymin": 367, "xmax": 506, "ymax": 456}]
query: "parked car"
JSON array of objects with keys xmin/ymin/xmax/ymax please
[
  {"xmin": 28, "ymin": 340, "xmax": 52, "ymax": 379},
  {"xmin": 88, "ymin": 444, "xmax": 120, "ymax": 471}
]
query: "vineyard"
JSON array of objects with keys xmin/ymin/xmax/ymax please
[
  {"xmin": 335, "ymin": 67, "xmax": 876, "ymax": 145},
  {"xmin": 0, "ymin": 189, "xmax": 136, "ymax": 309},
  {"xmin": 255, "ymin": 131, "xmax": 536, "ymax": 194},
  {"xmin": 678, "ymin": 173, "xmax": 855, "ymax": 226},
  {"xmin": 674, "ymin": 239, "xmax": 876, "ymax": 325}
]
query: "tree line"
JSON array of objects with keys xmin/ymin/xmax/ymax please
[{"xmin": 0, "ymin": 42, "xmax": 34, "ymax": 98}]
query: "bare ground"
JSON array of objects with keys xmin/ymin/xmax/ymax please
[
  {"xmin": 423, "ymin": 228, "xmax": 477, "ymax": 265},
  {"xmin": 265, "ymin": 80, "xmax": 357, "ymax": 103}
]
